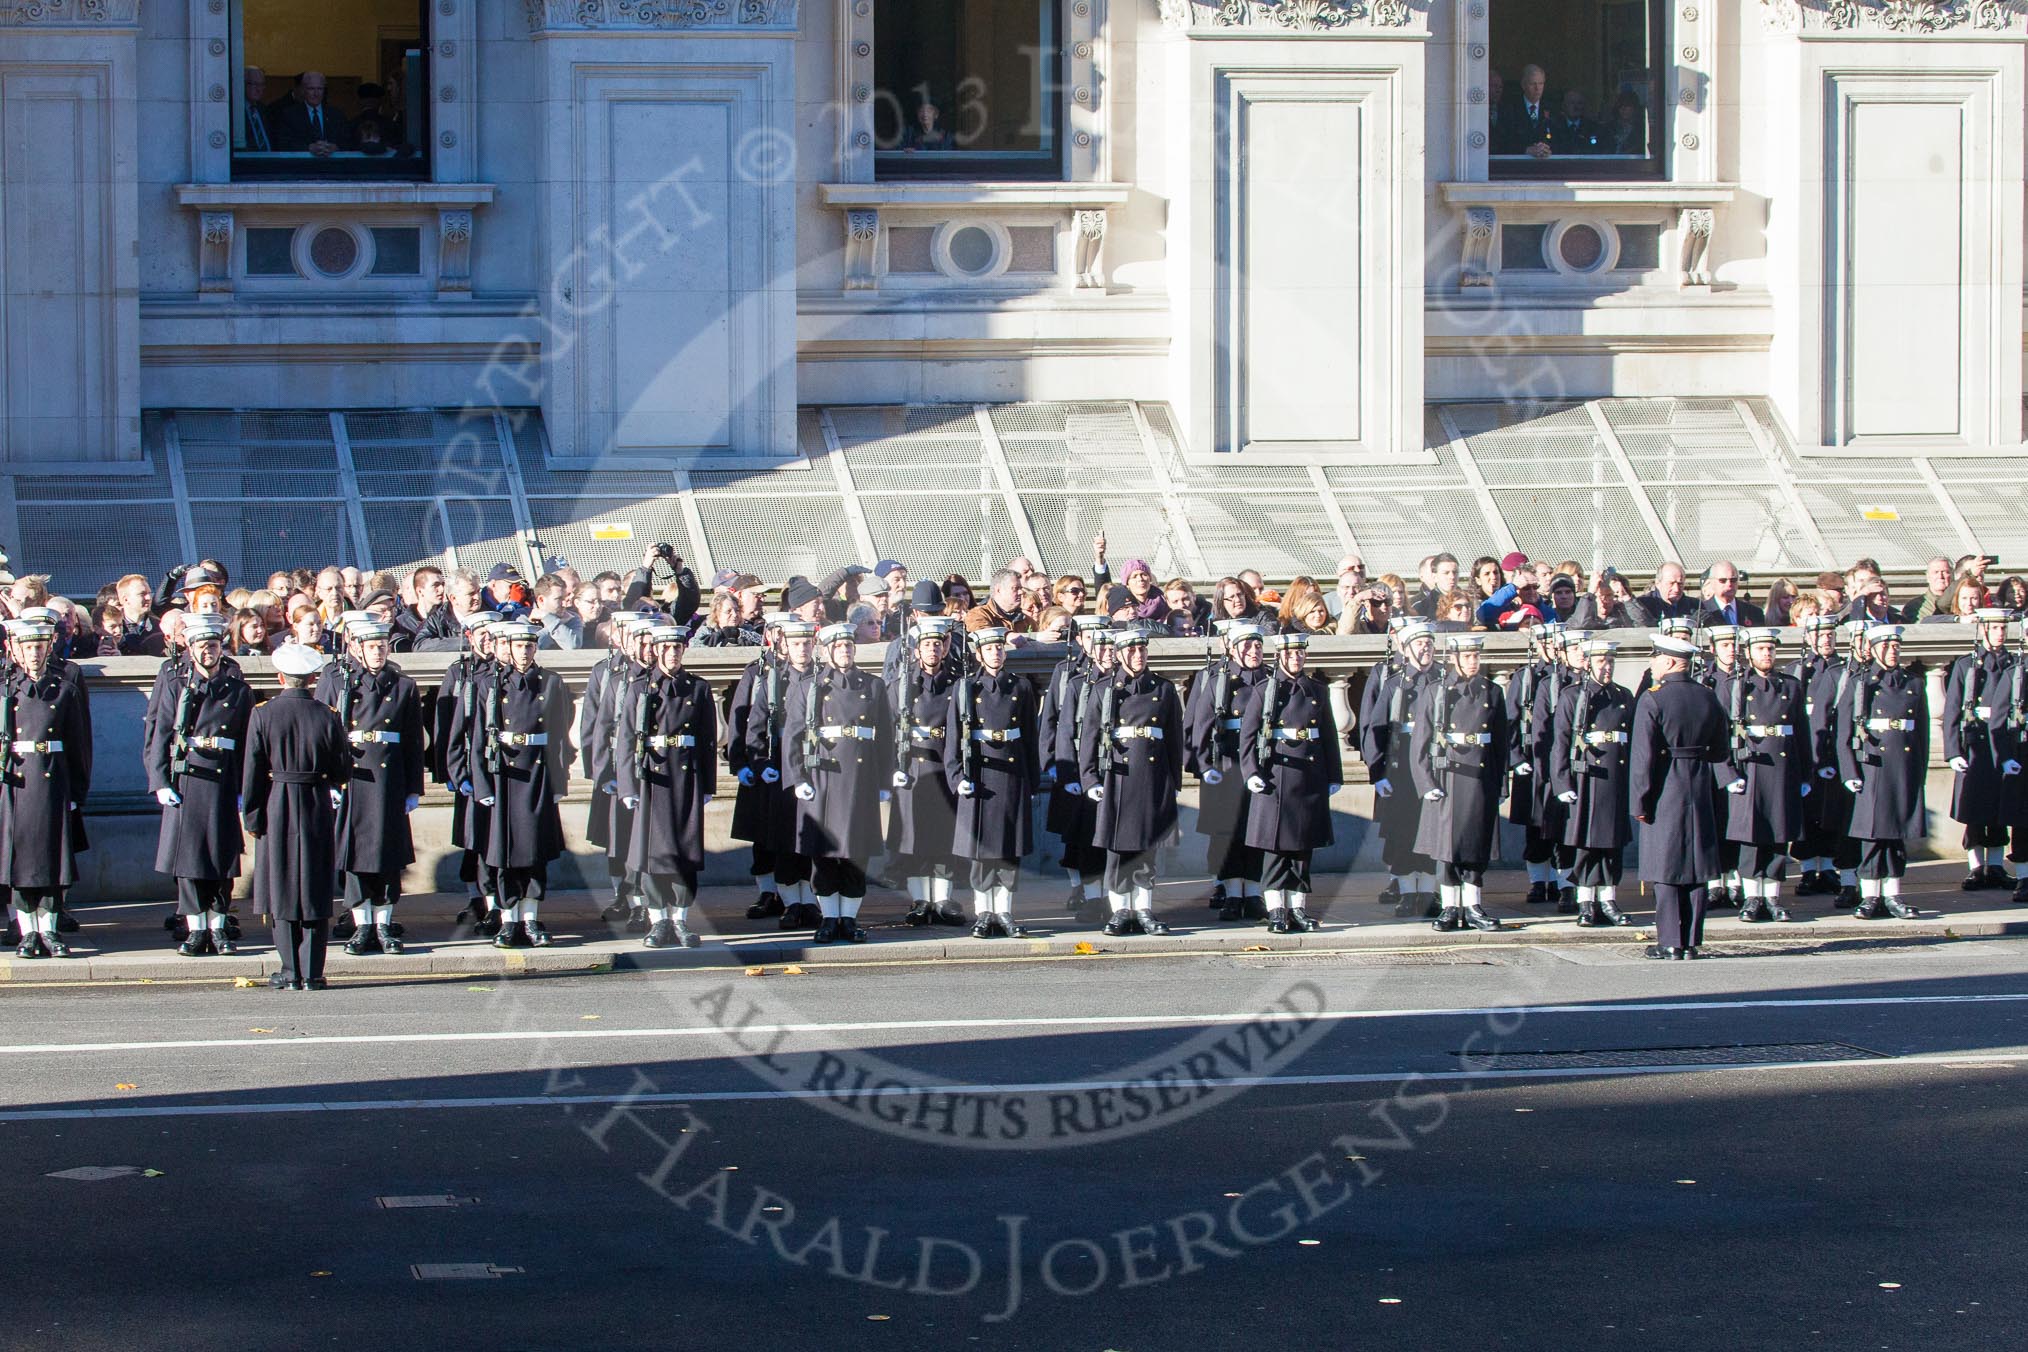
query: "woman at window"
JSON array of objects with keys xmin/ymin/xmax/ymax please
[{"xmin": 901, "ymin": 100, "xmax": 953, "ymax": 153}]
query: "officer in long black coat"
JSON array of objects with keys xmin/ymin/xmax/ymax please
[
  {"xmin": 1410, "ymin": 634, "xmax": 1509, "ymax": 933},
  {"xmin": 471, "ymin": 621, "xmax": 574, "ymax": 948},
  {"xmin": 615, "ymin": 623, "xmax": 717, "ymax": 949},
  {"xmin": 1504, "ymin": 623, "xmax": 1565, "ymax": 904},
  {"xmin": 1239, "ymin": 633, "xmax": 1340, "ymax": 935},
  {"xmin": 946, "ymin": 626, "xmax": 1040, "ymax": 938},
  {"xmin": 1549, "ymin": 636, "xmax": 1636, "ymax": 928},
  {"xmin": 1701, "ymin": 624, "xmax": 1747, "ymax": 909},
  {"xmin": 13, "ymin": 604, "xmax": 95, "ymax": 939},
  {"xmin": 1723, "ymin": 629, "xmax": 1812, "ymax": 923},
  {"xmin": 891, "ymin": 618, "xmax": 964, "ymax": 927},
  {"xmin": 726, "ymin": 616, "xmax": 786, "ymax": 918},
  {"xmin": 145, "ymin": 614, "xmax": 253, "ymax": 956},
  {"xmin": 584, "ymin": 612, "xmax": 654, "ymax": 928},
  {"xmin": 1053, "ymin": 627, "xmax": 1116, "ymax": 923},
  {"xmin": 437, "ymin": 611, "xmax": 499, "ymax": 928},
  {"xmin": 1361, "ymin": 620, "xmax": 1439, "ymax": 918},
  {"xmin": 785, "ymin": 623, "xmax": 893, "ymax": 943},
  {"xmin": 1187, "ymin": 621, "xmax": 1268, "ymax": 921},
  {"xmin": 1527, "ymin": 631, "xmax": 1588, "ymax": 911},
  {"xmin": 743, "ymin": 618, "xmax": 826, "ymax": 928},
  {"xmin": 1079, "ymin": 629, "xmax": 1183, "ymax": 937},
  {"xmin": 242, "ymin": 644, "xmax": 348, "ymax": 989},
  {"xmin": 1630, "ymin": 634, "xmax": 1733, "ymax": 959},
  {"xmin": 1809, "ymin": 622, "xmax": 1872, "ymax": 906},
  {"xmin": 1787, "ymin": 614, "xmax": 1843, "ymax": 896},
  {"xmin": 1942, "ymin": 607, "xmax": 2015, "ymax": 890},
  {"xmin": 1987, "ymin": 627, "xmax": 2028, "ymax": 904},
  {"xmin": 1835, "ymin": 624, "xmax": 1929, "ymax": 920},
  {"xmin": 331, "ymin": 620, "xmax": 426, "ymax": 955},
  {"xmin": 3, "ymin": 617, "xmax": 92, "ymax": 959},
  {"xmin": 1037, "ymin": 616, "xmax": 1099, "ymax": 901}
]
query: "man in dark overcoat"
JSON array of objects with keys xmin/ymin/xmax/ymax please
[
  {"xmin": 1188, "ymin": 620, "xmax": 1268, "ymax": 921},
  {"xmin": 1410, "ymin": 634, "xmax": 1508, "ymax": 933},
  {"xmin": 1549, "ymin": 636, "xmax": 1636, "ymax": 928},
  {"xmin": 145, "ymin": 614, "xmax": 253, "ymax": 956},
  {"xmin": 1631, "ymin": 633, "xmax": 1732, "ymax": 959},
  {"xmin": 3, "ymin": 617, "xmax": 92, "ymax": 959},
  {"xmin": 472, "ymin": 621, "xmax": 574, "ymax": 948},
  {"xmin": 1239, "ymin": 632, "xmax": 1341, "ymax": 935},
  {"xmin": 243, "ymin": 643, "xmax": 347, "ymax": 988},
  {"xmin": 331, "ymin": 619, "xmax": 426, "ymax": 955},
  {"xmin": 1835, "ymin": 624, "xmax": 1929, "ymax": 920},
  {"xmin": 1079, "ymin": 629, "xmax": 1182, "ymax": 937},
  {"xmin": 784, "ymin": 622, "xmax": 893, "ymax": 943},
  {"xmin": 946, "ymin": 626, "xmax": 1040, "ymax": 938},
  {"xmin": 1724, "ymin": 628, "xmax": 1812, "ymax": 923},
  {"xmin": 616, "ymin": 623, "xmax": 718, "ymax": 948},
  {"xmin": 892, "ymin": 618, "xmax": 963, "ymax": 927}
]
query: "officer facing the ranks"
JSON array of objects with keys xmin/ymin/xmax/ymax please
[
  {"xmin": 785, "ymin": 621, "xmax": 893, "ymax": 943},
  {"xmin": 145, "ymin": 613, "xmax": 253, "ymax": 956},
  {"xmin": 1722, "ymin": 628, "xmax": 1812, "ymax": 923},
  {"xmin": 1188, "ymin": 619, "xmax": 1268, "ymax": 921},
  {"xmin": 1836, "ymin": 623, "xmax": 1928, "ymax": 920},
  {"xmin": 615, "ymin": 623, "xmax": 717, "ymax": 949},
  {"xmin": 1410, "ymin": 633, "xmax": 1508, "ymax": 933},
  {"xmin": 242, "ymin": 643, "xmax": 348, "ymax": 989},
  {"xmin": 1239, "ymin": 631, "xmax": 1340, "ymax": 935},
  {"xmin": 946, "ymin": 626, "xmax": 1040, "ymax": 938},
  {"xmin": 1631, "ymin": 633, "xmax": 1731, "ymax": 960},
  {"xmin": 891, "ymin": 616, "xmax": 964, "ymax": 927},
  {"xmin": 472, "ymin": 620, "xmax": 574, "ymax": 948},
  {"xmin": 332, "ymin": 618, "xmax": 426, "ymax": 955},
  {"xmin": 1942, "ymin": 607, "xmax": 2015, "ymax": 890},
  {"xmin": 1080, "ymin": 628, "xmax": 1184, "ymax": 937},
  {"xmin": 1549, "ymin": 636, "xmax": 1635, "ymax": 928},
  {"xmin": 3, "ymin": 615, "xmax": 92, "ymax": 959}
]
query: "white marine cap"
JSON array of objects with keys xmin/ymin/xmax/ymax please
[
  {"xmin": 1702, "ymin": 623, "xmax": 1741, "ymax": 645},
  {"xmin": 1070, "ymin": 614, "xmax": 1108, "ymax": 634},
  {"xmin": 272, "ymin": 642, "xmax": 327, "ymax": 676},
  {"xmin": 816, "ymin": 622, "xmax": 855, "ymax": 646},
  {"xmin": 336, "ymin": 609, "xmax": 373, "ymax": 631},
  {"xmin": 1225, "ymin": 621, "xmax": 1268, "ymax": 645},
  {"xmin": 1265, "ymin": 631, "xmax": 1309, "ymax": 652},
  {"xmin": 970, "ymin": 625, "xmax": 1010, "ymax": 648},
  {"xmin": 762, "ymin": 611, "xmax": 797, "ymax": 632},
  {"xmin": 1744, "ymin": 627, "xmax": 1780, "ymax": 647},
  {"xmin": 1445, "ymin": 633, "xmax": 1486, "ymax": 652},
  {"xmin": 494, "ymin": 620, "xmax": 540, "ymax": 642},
  {"xmin": 776, "ymin": 618, "xmax": 818, "ymax": 639},
  {"xmin": 1581, "ymin": 637, "xmax": 1618, "ymax": 656},
  {"xmin": 459, "ymin": 610, "xmax": 496, "ymax": 632},
  {"xmin": 1658, "ymin": 617, "xmax": 1696, "ymax": 638},
  {"xmin": 1653, "ymin": 634, "xmax": 1699, "ymax": 657},
  {"xmin": 646, "ymin": 624, "xmax": 691, "ymax": 646},
  {"xmin": 910, "ymin": 616, "xmax": 956, "ymax": 642},
  {"xmin": 1112, "ymin": 629, "xmax": 1151, "ymax": 649},
  {"xmin": 183, "ymin": 615, "xmax": 230, "ymax": 643},
  {"xmin": 1974, "ymin": 607, "xmax": 2011, "ymax": 623},
  {"xmin": 1866, "ymin": 622, "xmax": 1904, "ymax": 644},
  {"xmin": 1397, "ymin": 619, "xmax": 1435, "ymax": 644},
  {"xmin": 352, "ymin": 619, "xmax": 392, "ymax": 642},
  {"xmin": 6, "ymin": 618, "xmax": 55, "ymax": 641}
]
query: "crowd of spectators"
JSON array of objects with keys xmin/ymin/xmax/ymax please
[{"xmin": 0, "ymin": 537, "xmax": 2012, "ymax": 665}]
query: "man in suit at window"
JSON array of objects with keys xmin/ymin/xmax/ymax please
[
  {"xmin": 243, "ymin": 66, "xmax": 278, "ymax": 152},
  {"xmin": 1555, "ymin": 89, "xmax": 1603, "ymax": 155},
  {"xmin": 1696, "ymin": 560, "xmax": 1766, "ymax": 628},
  {"xmin": 271, "ymin": 71, "xmax": 353, "ymax": 158},
  {"xmin": 1506, "ymin": 64, "xmax": 1554, "ymax": 159}
]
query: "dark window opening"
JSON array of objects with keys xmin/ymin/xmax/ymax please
[
  {"xmin": 875, "ymin": 0, "xmax": 1063, "ymax": 181},
  {"xmin": 232, "ymin": 0, "xmax": 430, "ymax": 182},
  {"xmin": 1489, "ymin": 0, "xmax": 1664, "ymax": 181}
]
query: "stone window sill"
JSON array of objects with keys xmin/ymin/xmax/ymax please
[
  {"xmin": 174, "ymin": 182, "xmax": 497, "ymax": 210},
  {"xmin": 818, "ymin": 184, "xmax": 1132, "ymax": 294},
  {"xmin": 1437, "ymin": 181, "xmax": 1736, "ymax": 209},
  {"xmin": 818, "ymin": 183, "xmax": 1131, "ymax": 210}
]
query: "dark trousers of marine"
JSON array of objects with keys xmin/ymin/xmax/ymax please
[
  {"xmin": 176, "ymin": 877, "xmax": 232, "ymax": 916},
  {"xmin": 274, "ymin": 918, "xmax": 329, "ymax": 982},
  {"xmin": 1652, "ymin": 884, "xmax": 1707, "ymax": 950}
]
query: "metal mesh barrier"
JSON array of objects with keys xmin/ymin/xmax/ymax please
[
  {"xmin": 188, "ymin": 500, "xmax": 351, "ymax": 585},
  {"xmin": 526, "ymin": 496, "xmax": 699, "ymax": 579},
  {"xmin": 1491, "ymin": 487, "xmax": 1661, "ymax": 574},
  {"xmin": 858, "ymin": 493, "xmax": 1027, "ymax": 585},
  {"xmin": 19, "ymin": 503, "xmax": 182, "ymax": 599},
  {"xmin": 1646, "ymin": 484, "xmax": 1814, "ymax": 572},
  {"xmin": 1796, "ymin": 482, "xmax": 1961, "ymax": 570},
  {"xmin": 693, "ymin": 493, "xmax": 860, "ymax": 582},
  {"xmin": 1178, "ymin": 493, "xmax": 1341, "ymax": 580},
  {"xmin": 1022, "ymin": 493, "xmax": 1185, "ymax": 580}
]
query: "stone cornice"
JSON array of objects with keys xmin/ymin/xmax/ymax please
[
  {"xmin": 1158, "ymin": 0, "xmax": 1426, "ymax": 33},
  {"xmin": 0, "ymin": 0, "xmax": 139, "ymax": 27},
  {"xmin": 523, "ymin": 0, "xmax": 797, "ymax": 31},
  {"xmin": 1759, "ymin": 0, "xmax": 2025, "ymax": 34}
]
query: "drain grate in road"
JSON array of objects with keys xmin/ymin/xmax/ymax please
[
  {"xmin": 410, "ymin": 1263, "xmax": 522, "ymax": 1280},
  {"xmin": 377, "ymin": 1195, "xmax": 475, "ymax": 1210},
  {"xmin": 1236, "ymin": 950, "xmax": 1518, "ymax": 969},
  {"xmin": 1452, "ymin": 1041, "xmax": 1885, "ymax": 1070}
]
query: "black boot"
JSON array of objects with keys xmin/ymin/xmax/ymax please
[
  {"xmin": 672, "ymin": 920, "xmax": 701, "ymax": 949},
  {"xmin": 1986, "ymin": 864, "xmax": 2012, "ymax": 889},
  {"xmin": 933, "ymin": 902, "xmax": 969, "ymax": 927},
  {"xmin": 1596, "ymin": 896, "xmax": 1633, "ymax": 926},
  {"xmin": 378, "ymin": 924, "xmax": 404, "ymax": 955},
  {"xmin": 1767, "ymin": 899, "xmax": 1795, "ymax": 923},
  {"xmin": 1574, "ymin": 898, "xmax": 1603, "ymax": 928},
  {"xmin": 1738, "ymin": 895, "xmax": 1770, "ymax": 923},
  {"xmin": 1392, "ymin": 892, "xmax": 1421, "ymax": 919},
  {"xmin": 971, "ymin": 913, "xmax": 1002, "ymax": 939},
  {"xmin": 527, "ymin": 922, "xmax": 553, "ymax": 947},
  {"xmin": 1134, "ymin": 909, "xmax": 1171, "ymax": 936},
  {"xmin": 1556, "ymin": 885, "xmax": 1578, "ymax": 915},
  {"xmin": 746, "ymin": 891, "xmax": 785, "ymax": 920},
  {"xmin": 344, "ymin": 924, "xmax": 379, "ymax": 956},
  {"xmin": 1423, "ymin": 896, "xmax": 1443, "ymax": 919},
  {"xmin": 477, "ymin": 904, "xmax": 503, "ymax": 937},
  {"xmin": 601, "ymin": 894, "xmax": 632, "ymax": 921},
  {"xmin": 1266, "ymin": 907, "xmax": 1295, "ymax": 935},
  {"xmin": 178, "ymin": 928, "xmax": 214, "ymax": 957},
  {"xmin": 1524, "ymin": 880, "xmax": 1548, "ymax": 906},
  {"xmin": 1852, "ymin": 896, "xmax": 1886, "ymax": 920},
  {"xmin": 1962, "ymin": 870, "xmax": 1986, "ymax": 892},
  {"xmin": 1377, "ymin": 878, "xmax": 1401, "ymax": 908},
  {"xmin": 643, "ymin": 919, "xmax": 675, "ymax": 948},
  {"xmin": 1464, "ymin": 905, "xmax": 1502, "ymax": 933},
  {"xmin": 1432, "ymin": 908, "xmax": 1463, "ymax": 933},
  {"xmin": 998, "ymin": 914, "xmax": 1027, "ymax": 938},
  {"xmin": 1882, "ymin": 896, "xmax": 1919, "ymax": 920},
  {"xmin": 904, "ymin": 900, "xmax": 935, "ymax": 927},
  {"xmin": 492, "ymin": 922, "xmax": 522, "ymax": 949},
  {"xmin": 1642, "ymin": 944, "xmax": 1677, "ymax": 960},
  {"xmin": 813, "ymin": 916, "xmax": 840, "ymax": 943},
  {"xmin": 1836, "ymin": 883, "xmax": 1860, "ymax": 909},
  {"xmin": 1102, "ymin": 910, "xmax": 1136, "ymax": 937},
  {"xmin": 1288, "ymin": 906, "xmax": 1320, "ymax": 932},
  {"xmin": 1242, "ymin": 894, "xmax": 1269, "ymax": 921},
  {"xmin": 782, "ymin": 901, "xmax": 822, "ymax": 930},
  {"xmin": 2012, "ymin": 876, "xmax": 2028, "ymax": 904},
  {"xmin": 1207, "ymin": 883, "xmax": 1228, "ymax": 912},
  {"xmin": 625, "ymin": 904, "xmax": 650, "ymax": 936},
  {"xmin": 1218, "ymin": 896, "xmax": 1246, "ymax": 922},
  {"xmin": 837, "ymin": 916, "xmax": 868, "ymax": 943}
]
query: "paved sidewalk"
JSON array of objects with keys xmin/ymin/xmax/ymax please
[{"xmin": 5, "ymin": 858, "xmax": 2025, "ymax": 983}]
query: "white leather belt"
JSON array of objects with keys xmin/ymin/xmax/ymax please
[
  {"xmin": 1973, "ymin": 705, "xmax": 1993, "ymax": 720},
  {"xmin": 972, "ymin": 728, "xmax": 1021, "ymax": 743},
  {"xmin": 1866, "ymin": 718, "xmax": 1916, "ymax": 733},
  {"xmin": 1582, "ymin": 730, "xmax": 1629, "ymax": 746},
  {"xmin": 1742, "ymin": 723, "xmax": 1792, "ymax": 738},
  {"xmin": 1220, "ymin": 718, "xmax": 1243, "ymax": 730},
  {"xmin": 908, "ymin": 727, "xmax": 946, "ymax": 741},
  {"xmin": 1444, "ymin": 732, "xmax": 1493, "ymax": 746},
  {"xmin": 1114, "ymin": 726, "xmax": 1164, "ymax": 742},
  {"xmin": 10, "ymin": 740, "xmax": 60, "ymax": 754},
  {"xmin": 820, "ymin": 725, "xmax": 875, "ymax": 741},
  {"xmin": 188, "ymin": 736, "xmax": 236, "ymax": 751},
  {"xmin": 648, "ymin": 734, "xmax": 698, "ymax": 750},
  {"xmin": 1271, "ymin": 728, "xmax": 1320, "ymax": 742},
  {"xmin": 498, "ymin": 731, "xmax": 548, "ymax": 747},
  {"xmin": 348, "ymin": 730, "xmax": 401, "ymax": 744}
]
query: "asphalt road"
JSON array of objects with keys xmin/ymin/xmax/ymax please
[{"xmin": 5, "ymin": 937, "xmax": 2027, "ymax": 1350}]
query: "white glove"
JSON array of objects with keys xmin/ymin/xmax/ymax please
[
  {"xmin": 737, "ymin": 766, "xmax": 755, "ymax": 787},
  {"xmin": 1247, "ymin": 775, "xmax": 1269, "ymax": 794},
  {"xmin": 957, "ymin": 780, "xmax": 976, "ymax": 797},
  {"xmin": 1844, "ymin": 779, "xmax": 1863, "ymax": 793},
  {"xmin": 155, "ymin": 787, "xmax": 182, "ymax": 808},
  {"xmin": 1725, "ymin": 779, "xmax": 1747, "ymax": 795},
  {"xmin": 1424, "ymin": 788, "xmax": 1445, "ymax": 802},
  {"xmin": 1949, "ymin": 755, "xmax": 1970, "ymax": 773},
  {"xmin": 479, "ymin": 795, "xmax": 496, "ymax": 807},
  {"xmin": 1511, "ymin": 763, "xmax": 1532, "ymax": 777},
  {"xmin": 623, "ymin": 795, "xmax": 639, "ymax": 811},
  {"xmin": 1086, "ymin": 785, "xmax": 1105, "ymax": 802},
  {"xmin": 794, "ymin": 783, "xmax": 814, "ymax": 801},
  {"xmin": 1062, "ymin": 781, "xmax": 1083, "ymax": 796},
  {"xmin": 404, "ymin": 794, "xmax": 420, "ymax": 813},
  {"xmin": 1557, "ymin": 790, "xmax": 1578, "ymax": 804},
  {"xmin": 1373, "ymin": 777, "xmax": 1392, "ymax": 799},
  {"xmin": 2007, "ymin": 760, "xmax": 2023, "ymax": 777},
  {"xmin": 1817, "ymin": 767, "xmax": 1836, "ymax": 780},
  {"xmin": 1798, "ymin": 783, "xmax": 1811, "ymax": 798},
  {"xmin": 891, "ymin": 770, "xmax": 910, "ymax": 789},
  {"xmin": 1201, "ymin": 767, "xmax": 1223, "ymax": 786},
  {"xmin": 329, "ymin": 788, "xmax": 344, "ymax": 810},
  {"xmin": 878, "ymin": 790, "xmax": 891, "ymax": 803},
  {"xmin": 762, "ymin": 766, "xmax": 781, "ymax": 784}
]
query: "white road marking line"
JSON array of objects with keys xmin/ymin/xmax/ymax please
[
  {"xmin": 0, "ymin": 1050, "xmax": 2019, "ymax": 1123},
  {"xmin": 3, "ymin": 990, "xmax": 2028, "ymax": 1057}
]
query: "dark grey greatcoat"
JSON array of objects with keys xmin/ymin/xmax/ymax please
[
  {"xmin": 1806, "ymin": 659, "xmax": 1863, "ymax": 840},
  {"xmin": 1720, "ymin": 668, "xmax": 1811, "ymax": 846},
  {"xmin": 470, "ymin": 664, "xmax": 574, "ymax": 869},
  {"xmin": 1359, "ymin": 658, "xmax": 1435, "ymax": 869},
  {"xmin": 1188, "ymin": 658, "xmax": 1267, "ymax": 841},
  {"xmin": 331, "ymin": 662, "xmax": 426, "ymax": 876},
  {"xmin": 891, "ymin": 661, "xmax": 959, "ymax": 858},
  {"xmin": 1989, "ymin": 663, "xmax": 2028, "ymax": 829},
  {"xmin": 783, "ymin": 665, "xmax": 893, "ymax": 860},
  {"xmin": 1502, "ymin": 657, "xmax": 1554, "ymax": 826},
  {"xmin": 0, "ymin": 670, "xmax": 92, "ymax": 888},
  {"xmin": 1526, "ymin": 664, "xmax": 1581, "ymax": 842},
  {"xmin": 594, "ymin": 663, "xmax": 650, "ymax": 866},
  {"xmin": 1942, "ymin": 647, "xmax": 2011, "ymax": 826},
  {"xmin": 144, "ymin": 660, "xmax": 253, "ymax": 881},
  {"xmin": 739, "ymin": 659, "xmax": 817, "ymax": 856},
  {"xmin": 1630, "ymin": 673, "xmax": 1732, "ymax": 886},
  {"xmin": 434, "ymin": 653, "xmax": 489, "ymax": 849},
  {"xmin": 1238, "ymin": 672, "xmax": 1341, "ymax": 854},
  {"xmin": 1079, "ymin": 669, "xmax": 1184, "ymax": 855},
  {"xmin": 577, "ymin": 649, "xmax": 629, "ymax": 847},
  {"xmin": 241, "ymin": 688, "xmax": 347, "ymax": 922},
  {"xmin": 1835, "ymin": 663, "xmax": 1929, "ymax": 843},
  {"xmin": 1048, "ymin": 666, "xmax": 1105, "ymax": 840},
  {"xmin": 614, "ymin": 668, "xmax": 718, "ymax": 874},
  {"xmin": 1549, "ymin": 677, "xmax": 1634, "ymax": 851},
  {"xmin": 945, "ymin": 666, "xmax": 1040, "ymax": 865},
  {"xmin": 1408, "ymin": 671, "xmax": 1508, "ymax": 868}
]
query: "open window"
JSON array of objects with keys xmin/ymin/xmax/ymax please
[
  {"xmin": 874, "ymin": 0, "xmax": 1064, "ymax": 181},
  {"xmin": 1488, "ymin": 0, "xmax": 1664, "ymax": 180},
  {"xmin": 231, "ymin": 0, "xmax": 431, "ymax": 181}
]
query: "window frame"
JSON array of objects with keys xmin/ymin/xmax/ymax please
[
  {"xmin": 871, "ymin": 0, "xmax": 1069, "ymax": 183},
  {"xmin": 227, "ymin": 0, "xmax": 433, "ymax": 183},
  {"xmin": 1484, "ymin": 0, "xmax": 1668, "ymax": 182}
]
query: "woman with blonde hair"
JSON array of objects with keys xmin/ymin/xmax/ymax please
[
  {"xmin": 1278, "ymin": 578, "xmax": 1333, "ymax": 634},
  {"xmin": 1764, "ymin": 577, "xmax": 1798, "ymax": 627}
]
